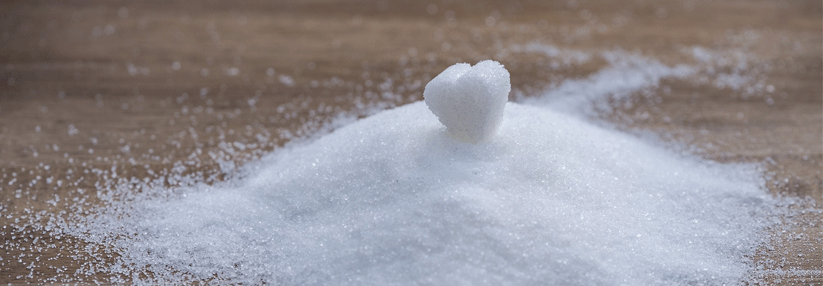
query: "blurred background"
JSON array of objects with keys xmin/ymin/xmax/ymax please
[{"xmin": 0, "ymin": 0, "xmax": 820, "ymax": 283}]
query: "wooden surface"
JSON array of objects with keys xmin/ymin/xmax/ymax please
[{"xmin": 1, "ymin": 0, "xmax": 821, "ymax": 284}]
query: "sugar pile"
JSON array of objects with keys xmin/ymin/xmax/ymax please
[
  {"xmin": 67, "ymin": 61, "xmax": 784, "ymax": 285},
  {"xmin": 61, "ymin": 59, "xmax": 788, "ymax": 285}
]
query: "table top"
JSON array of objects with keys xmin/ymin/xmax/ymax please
[{"xmin": 1, "ymin": 0, "xmax": 820, "ymax": 284}]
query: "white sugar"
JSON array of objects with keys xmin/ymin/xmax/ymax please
[
  {"xmin": 73, "ymin": 102, "xmax": 781, "ymax": 285},
  {"xmin": 22, "ymin": 52, "xmax": 801, "ymax": 285},
  {"xmin": 424, "ymin": 60, "xmax": 510, "ymax": 143}
]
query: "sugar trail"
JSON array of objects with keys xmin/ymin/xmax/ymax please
[
  {"xmin": 524, "ymin": 50, "xmax": 693, "ymax": 117},
  {"xmin": 57, "ymin": 55, "xmax": 795, "ymax": 285}
]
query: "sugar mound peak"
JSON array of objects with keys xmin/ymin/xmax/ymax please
[{"xmin": 424, "ymin": 60, "xmax": 510, "ymax": 143}]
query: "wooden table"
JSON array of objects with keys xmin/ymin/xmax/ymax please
[{"xmin": 1, "ymin": 0, "xmax": 820, "ymax": 283}]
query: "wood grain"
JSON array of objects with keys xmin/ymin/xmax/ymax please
[{"xmin": 1, "ymin": 0, "xmax": 820, "ymax": 283}]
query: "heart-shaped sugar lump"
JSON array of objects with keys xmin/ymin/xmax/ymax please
[{"xmin": 423, "ymin": 60, "xmax": 511, "ymax": 143}]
